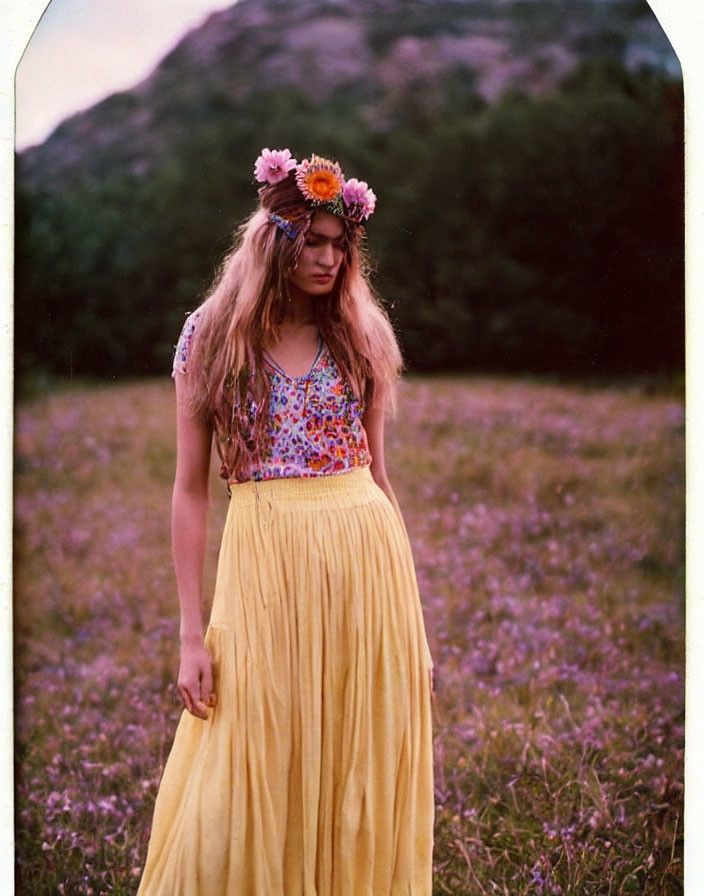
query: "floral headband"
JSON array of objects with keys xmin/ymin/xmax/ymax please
[{"xmin": 254, "ymin": 148, "xmax": 377, "ymax": 240}]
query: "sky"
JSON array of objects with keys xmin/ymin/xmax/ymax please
[{"xmin": 15, "ymin": 0, "xmax": 236, "ymax": 150}]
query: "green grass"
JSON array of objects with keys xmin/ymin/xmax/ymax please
[{"xmin": 14, "ymin": 376, "xmax": 683, "ymax": 895}]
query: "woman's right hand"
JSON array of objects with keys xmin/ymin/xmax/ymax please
[{"xmin": 177, "ymin": 638, "xmax": 216, "ymax": 719}]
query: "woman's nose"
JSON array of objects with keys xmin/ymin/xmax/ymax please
[{"xmin": 318, "ymin": 243, "xmax": 335, "ymax": 267}]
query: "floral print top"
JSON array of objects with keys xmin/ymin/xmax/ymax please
[{"xmin": 172, "ymin": 312, "xmax": 371, "ymax": 484}]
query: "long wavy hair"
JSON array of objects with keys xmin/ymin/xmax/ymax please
[{"xmin": 184, "ymin": 170, "xmax": 403, "ymax": 480}]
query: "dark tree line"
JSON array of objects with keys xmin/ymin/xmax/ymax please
[{"xmin": 15, "ymin": 61, "xmax": 683, "ymax": 384}]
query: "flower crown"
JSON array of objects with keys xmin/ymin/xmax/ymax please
[{"xmin": 254, "ymin": 148, "xmax": 376, "ymax": 239}]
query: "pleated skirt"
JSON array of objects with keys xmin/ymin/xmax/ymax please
[{"xmin": 137, "ymin": 466, "xmax": 434, "ymax": 896}]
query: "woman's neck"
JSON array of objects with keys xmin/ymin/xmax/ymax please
[{"xmin": 284, "ymin": 285, "xmax": 315, "ymax": 327}]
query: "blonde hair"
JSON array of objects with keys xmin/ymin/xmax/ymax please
[{"xmin": 185, "ymin": 175, "xmax": 402, "ymax": 479}]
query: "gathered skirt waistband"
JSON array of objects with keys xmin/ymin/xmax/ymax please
[{"xmin": 228, "ymin": 466, "xmax": 382, "ymax": 511}]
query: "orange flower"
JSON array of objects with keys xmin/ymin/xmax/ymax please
[
  {"xmin": 303, "ymin": 170, "xmax": 341, "ymax": 201},
  {"xmin": 296, "ymin": 155, "xmax": 343, "ymax": 204}
]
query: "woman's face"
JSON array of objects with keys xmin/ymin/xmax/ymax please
[{"xmin": 287, "ymin": 211, "xmax": 346, "ymax": 297}]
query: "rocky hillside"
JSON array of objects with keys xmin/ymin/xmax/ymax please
[{"xmin": 17, "ymin": 0, "xmax": 677, "ymax": 189}]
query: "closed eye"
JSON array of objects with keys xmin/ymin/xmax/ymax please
[{"xmin": 305, "ymin": 237, "xmax": 345, "ymax": 251}]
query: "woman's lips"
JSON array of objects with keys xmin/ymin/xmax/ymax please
[{"xmin": 312, "ymin": 274, "xmax": 333, "ymax": 282}]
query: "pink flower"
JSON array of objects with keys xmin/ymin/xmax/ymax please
[
  {"xmin": 342, "ymin": 178, "xmax": 377, "ymax": 220},
  {"xmin": 254, "ymin": 148, "xmax": 298, "ymax": 185}
]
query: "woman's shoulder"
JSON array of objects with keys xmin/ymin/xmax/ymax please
[{"xmin": 172, "ymin": 308, "xmax": 204, "ymax": 377}]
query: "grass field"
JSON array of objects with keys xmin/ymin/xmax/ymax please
[{"xmin": 14, "ymin": 376, "xmax": 684, "ymax": 895}]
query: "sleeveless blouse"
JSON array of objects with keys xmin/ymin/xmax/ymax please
[{"xmin": 172, "ymin": 312, "xmax": 372, "ymax": 485}]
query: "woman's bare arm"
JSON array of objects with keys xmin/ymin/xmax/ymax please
[
  {"xmin": 172, "ymin": 374, "xmax": 214, "ymax": 719},
  {"xmin": 363, "ymin": 388, "xmax": 403, "ymax": 522}
]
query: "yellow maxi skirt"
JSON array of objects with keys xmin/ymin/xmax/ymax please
[{"xmin": 137, "ymin": 467, "xmax": 434, "ymax": 896}]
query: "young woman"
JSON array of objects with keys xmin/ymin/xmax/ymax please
[{"xmin": 137, "ymin": 149, "xmax": 434, "ymax": 896}]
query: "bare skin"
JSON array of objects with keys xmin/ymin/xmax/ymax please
[
  {"xmin": 264, "ymin": 211, "xmax": 344, "ymax": 376},
  {"xmin": 173, "ymin": 210, "xmax": 404, "ymax": 718}
]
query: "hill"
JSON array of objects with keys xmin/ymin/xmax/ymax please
[{"xmin": 17, "ymin": 0, "xmax": 678, "ymax": 190}]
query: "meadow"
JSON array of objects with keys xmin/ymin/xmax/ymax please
[{"xmin": 14, "ymin": 376, "xmax": 684, "ymax": 895}]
